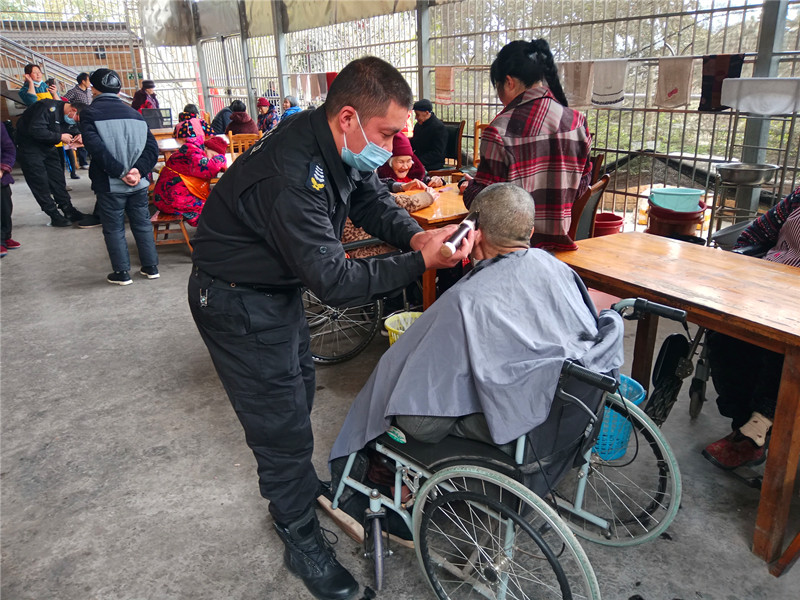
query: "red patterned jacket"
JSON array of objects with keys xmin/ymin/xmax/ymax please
[{"xmin": 464, "ymin": 86, "xmax": 592, "ymax": 251}]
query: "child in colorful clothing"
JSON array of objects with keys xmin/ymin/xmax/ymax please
[
  {"xmin": 173, "ymin": 104, "xmax": 213, "ymax": 139},
  {"xmin": 153, "ymin": 121, "xmax": 228, "ymax": 226}
]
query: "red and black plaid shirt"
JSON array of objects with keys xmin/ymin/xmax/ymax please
[{"xmin": 464, "ymin": 86, "xmax": 592, "ymax": 251}]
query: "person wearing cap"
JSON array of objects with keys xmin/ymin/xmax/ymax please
[
  {"xmin": 376, "ymin": 132, "xmax": 445, "ymax": 193},
  {"xmin": 153, "ymin": 127, "xmax": 228, "ymax": 227},
  {"xmin": 131, "ymin": 80, "xmax": 159, "ymax": 112},
  {"xmin": 13, "ymin": 97, "xmax": 87, "ymax": 227},
  {"xmin": 226, "ymin": 99, "xmax": 259, "ymax": 135},
  {"xmin": 256, "ymin": 97, "xmax": 279, "ymax": 133},
  {"xmin": 280, "ymin": 95, "xmax": 301, "ymax": 121},
  {"xmin": 78, "ymin": 68, "xmax": 159, "ymax": 285},
  {"xmin": 410, "ymin": 98, "xmax": 447, "ymax": 171},
  {"xmin": 188, "ymin": 56, "xmax": 472, "ymax": 600}
]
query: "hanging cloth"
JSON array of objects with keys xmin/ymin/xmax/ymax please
[
  {"xmin": 591, "ymin": 60, "xmax": 628, "ymax": 107},
  {"xmin": 560, "ymin": 61, "xmax": 595, "ymax": 108},
  {"xmin": 698, "ymin": 53, "xmax": 745, "ymax": 111},
  {"xmin": 435, "ymin": 66, "xmax": 455, "ymax": 105},
  {"xmin": 653, "ymin": 57, "xmax": 695, "ymax": 108}
]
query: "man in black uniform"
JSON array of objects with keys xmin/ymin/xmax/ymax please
[
  {"xmin": 189, "ymin": 57, "xmax": 472, "ymax": 600},
  {"xmin": 410, "ymin": 98, "xmax": 448, "ymax": 171},
  {"xmin": 14, "ymin": 98, "xmax": 86, "ymax": 227},
  {"xmin": 16, "ymin": 99, "xmax": 86, "ymax": 227}
]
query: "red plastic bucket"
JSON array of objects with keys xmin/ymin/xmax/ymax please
[
  {"xmin": 647, "ymin": 200, "xmax": 706, "ymax": 237},
  {"xmin": 593, "ymin": 212, "xmax": 624, "ymax": 236}
]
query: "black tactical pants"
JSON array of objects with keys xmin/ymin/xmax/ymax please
[
  {"xmin": 17, "ymin": 144, "xmax": 72, "ymax": 214},
  {"xmin": 188, "ymin": 268, "xmax": 318, "ymax": 524}
]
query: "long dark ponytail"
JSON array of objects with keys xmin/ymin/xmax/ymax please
[{"xmin": 490, "ymin": 38, "xmax": 569, "ymax": 107}]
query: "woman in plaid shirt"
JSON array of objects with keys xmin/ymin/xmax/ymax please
[{"xmin": 461, "ymin": 39, "xmax": 592, "ymax": 251}]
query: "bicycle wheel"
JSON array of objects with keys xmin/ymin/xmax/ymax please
[
  {"xmin": 553, "ymin": 394, "xmax": 681, "ymax": 547},
  {"xmin": 413, "ymin": 466, "xmax": 600, "ymax": 600},
  {"xmin": 302, "ymin": 290, "xmax": 383, "ymax": 364}
]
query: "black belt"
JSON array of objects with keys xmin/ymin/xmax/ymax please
[{"xmin": 193, "ymin": 266, "xmax": 300, "ymax": 295}]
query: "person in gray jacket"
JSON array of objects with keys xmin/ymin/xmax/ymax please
[{"xmin": 78, "ymin": 68, "xmax": 159, "ymax": 285}]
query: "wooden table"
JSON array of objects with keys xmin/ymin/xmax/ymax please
[
  {"xmin": 554, "ymin": 232, "xmax": 800, "ymax": 566},
  {"xmin": 409, "ymin": 184, "xmax": 468, "ymax": 309},
  {"xmin": 151, "ymin": 128, "xmax": 175, "ymax": 141}
]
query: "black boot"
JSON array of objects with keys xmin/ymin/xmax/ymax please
[
  {"xmin": 45, "ymin": 210, "xmax": 71, "ymax": 227},
  {"xmin": 274, "ymin": 506, "xmax": 359, "ymax": 600},
  {"xmin": 62, "ymin": 206, "xmax": 87, "ymax": 223}
]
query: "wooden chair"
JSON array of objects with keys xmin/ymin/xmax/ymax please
[
  {"xmin": 473, "ymin": 122, "xmax": 490, "ymax": 168},
  {"xmin": 590, "ymin": 153, "xmax": 606, "ymax": 184},
  {"xmin": 428, "ymin": 120, "xmax": 466, "ymax": 177},
  {"xmin": 151, "ymin": 210, "xmax": 193, "ymax": 253},
  {"xmin": 227, "ymin": 132, "xmax": 262, "ymax": 160},
  {"xmin": 569, "ymin": 174, "xmax": 611, "ymax": 241}
]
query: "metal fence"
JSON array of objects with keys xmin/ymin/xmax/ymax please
[
  {"xmin": 428, "ymin": 0, "xmax": 800, "ymax": 230},
  {"xmin": 3, "ymin": 0, "xmax": 799, "ymax": 229}
]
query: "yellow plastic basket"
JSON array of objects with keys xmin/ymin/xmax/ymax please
[{"xmin": 384, "ymin": 311, "xmax": 423, "ymax": 345}]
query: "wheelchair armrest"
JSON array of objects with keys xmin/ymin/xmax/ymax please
[{"xmin": 732, "ymin": 244, "xmax": 770, "ymax": 258}]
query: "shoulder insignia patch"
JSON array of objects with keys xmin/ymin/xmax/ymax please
[
  {"xmin": 307, "ymin": 162, "xmax": 326, "ymax": 192},
  {"xmin": 49, "ymin": 106, "xmax": 56, "ymax": 112}
]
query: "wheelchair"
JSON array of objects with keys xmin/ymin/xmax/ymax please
[
  {"xmin": 641, "ymin": 221, "xmax": 769, "ymax": 426},
  {"xmin": 326, "ymin": 298, "xmax": 685, "ymax": 598}
]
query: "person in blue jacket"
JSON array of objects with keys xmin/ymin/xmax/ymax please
[{"xmin": 280, "ymin": 95, "xmax": 302, "ymax": 121}]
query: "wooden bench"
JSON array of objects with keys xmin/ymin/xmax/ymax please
[{"xmin": 151, "ymin": 210, "xmax": 192, "ymax": 253}]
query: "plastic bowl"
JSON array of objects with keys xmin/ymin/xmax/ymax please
[
  {"xmin": 384, "ymin": 311, "xmax": 422, "ymax": 345},
  {"xmin": 716, "ymin": 163, "xmax": 779, "ymax": 185},
  {"xmin": 649, "ymin": 188, "xmax": 704, "ymax": 212}
]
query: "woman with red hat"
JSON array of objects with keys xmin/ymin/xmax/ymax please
[
  {"xmin": 376, "ymin": 132, "xmax": 445, "ymax": 193},
  {"xmin": 153, "ymin": 124, "xmax": 228, "ymax": 226},
  {"xmin": 256, "ymin": 97, "xmax": 279, "ymax": 133}
]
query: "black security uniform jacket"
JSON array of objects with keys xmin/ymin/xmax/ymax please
[
  {"xmin": 192, "ymin": 107, "xmax": 427, "ymax": 307},
  {"xmin": 14, "ymin": 99, "xmax": 76, "ymax": 148},
  {"xmin": 410, "ymin": 112, "xmax": 447, "ymax": 171}
]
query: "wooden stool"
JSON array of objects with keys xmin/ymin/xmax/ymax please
[{"xmin": 151, "ymin": 210, "xmax": 193, "ymax": 253}]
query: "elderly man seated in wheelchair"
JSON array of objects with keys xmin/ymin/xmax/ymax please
[
  {"xmin": 332, "ymin": 181, "xmax": 623, "ymax": 456},
  {"xmin": 330, "ymin": 181, "xmax": 624, "ymax": 512}
]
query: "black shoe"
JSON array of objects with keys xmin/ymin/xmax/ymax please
[
  {"xmin": 70, "ymin": 173, "xmax": 80, "ymax": 180},
  {"xmin": 77, "ymin": 214, "xmax": 102, "ymax": 229},
  {"xmin": 63, "ymin": 207, "xmax": 87, "ymax": 222},
  {"xmin": 139, "ymin": 266, "xmax": 160, "ymax": 279},
  {"xmin": 274, "ymin": 506, "xmax": 359, "ymax": 600},
  {"xmin": 46, "ymin": 211, "xmax": 72, "ymax": 227},
  {"xmin": 107, "ymin": 271, "xmax": 132, "ymax": 286}
]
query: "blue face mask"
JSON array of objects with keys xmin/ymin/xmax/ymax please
[
  {"xmin": 64, "ymin": 114, "xmax": 76, "ymax": 125},
  {"xmin": 341, "ymin": 111, "xmax": 392, "ymax": 172}
]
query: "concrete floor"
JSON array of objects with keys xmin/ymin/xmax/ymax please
[{"xmin": 1, "ymin": 170, "xmax": 798, "ymax": 600}]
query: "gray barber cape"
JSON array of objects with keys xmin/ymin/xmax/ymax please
[{"xmin": 330, "ymin": 248, "xmax": 624, "ymax": 462}]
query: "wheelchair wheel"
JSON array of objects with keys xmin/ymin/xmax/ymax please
[
  {"xmin": 413, "ymin": 466, "xmax": 600, "ymax": 600},
  {"xmin": 688, "ymin": 376, "xmax": 707, "ymax": 419},
  {"xmin": 554, "ymin": 394, "xmax": 681, "ymax": 547},
  {"xmin": 367, "ymin": 518, "xmax": 385, "ymax": 591},
  {"xmin": 302, "ymin": 290, "xmax": 383, "ymax": 364}
]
